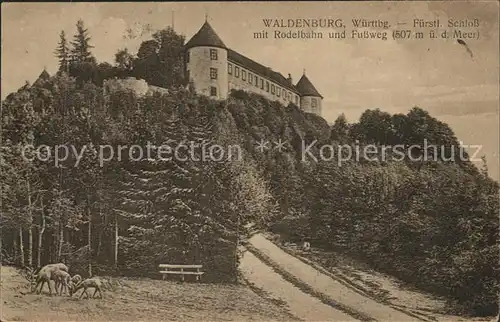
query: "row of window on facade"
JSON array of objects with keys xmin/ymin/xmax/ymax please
[
  {"xmin": 187, "ymin": 49, "xmax": 310, "ymax": 109},
  {"xmin": 227, "ymin": 63, "xmax": 299, "ymax": 105}
]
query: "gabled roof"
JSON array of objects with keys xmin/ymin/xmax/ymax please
[
  {"xmin": 227, "ymin": 49, "xmax": 299, "ymax": 93},
  {"xmin": 185, "ymin": 21, "xmax": 227, "ymax": 49},
  {"xmin": 296, "ymin": 74, "xmax": 323, "ymax": 98}
]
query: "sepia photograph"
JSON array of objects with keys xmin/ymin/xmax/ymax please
[{"xmin": 1, "ymin": 2, "xmax": 499, "ymax": 321}]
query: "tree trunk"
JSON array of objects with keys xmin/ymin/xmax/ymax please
[
  {"xmin": 57, "ymin": 224, "xmax": 64, "ymax": 262},
  {"xmin": 19, "ymin": 227, "xmax": 25, "ymax": 267},
  {"xmin": 13, "ymin": 232, "xmax": 18, "ymax": 265},
  {"xmin": 28, "ymin": 228, "xmax": 33, "ymax": 267},
  {"xmin": 114, "ymin": 214, "xmax": 119, "ymax": 268},
  {"xmin": 87, "ymin": 193, "xmax": 92, "ymax": 277},
  {"xmin": 96, "ymin": 207, "xmax": 106, "ymax": 258},
  {"xmin": 96, "ymin": 231, "xmax": 102, "ymax": 258},
  {"xmin": 37, "ymin": 197, "xmax": 46, "ymax": 268},
  {"xmin": 27, "ymin": 181, "xmax": 33, "ymax": 267},
  {"xmin": 235, "ymin": 213, "xmax": 240, "ymax": 283},
  {"xmin": 52, "ymin": 233, "xmax": 57, "ymax": 263},
  {"xmin": 64, "ymin": 229, "xmax": 69, "ymax": 249}
]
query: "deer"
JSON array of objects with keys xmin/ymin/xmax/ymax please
[
  {"xmin": 32, "ymin": 263, "xmax": 69, "ymax": 295},
  {"xmin": 71, "ymin": 274, "xmax": 82, "ymax": 285},
  {"xmin": 31, "ymin": 263, "xmax": 68, "ymax": 282},
  {"xmin": 53, "ymin": 270, "xmax": 72, "ymax": 296},
  {"xmin": 34, "ymin": 263, "xmax": 69, "ymax": 275},
  {"xmin": 71, "ymin": 277, "xmax": 103, "ymax": 299}
]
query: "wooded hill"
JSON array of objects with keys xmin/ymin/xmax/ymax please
[{"xmin": 1, "ymin": 20, "xmax": 498, "ymax": 316}]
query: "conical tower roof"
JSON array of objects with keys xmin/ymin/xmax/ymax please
[
  {"xmin": 296, "ymin": 73, "xmax": 323, "ymax": 98},
  {"xmin": 185, "ymin": 21, "xmax": 227, "ymax": 50},
  {"xmin": 38, "ymin": 69, "xmax": 50, "ymax": 80},
  {"xmin": 33, "ymin": 69, "xmax": 50, "ymax": 87}
]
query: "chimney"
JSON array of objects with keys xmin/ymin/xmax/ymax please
[{"xmin": 287, "ymin": 73, "xmax": 293, "ymax": 85}]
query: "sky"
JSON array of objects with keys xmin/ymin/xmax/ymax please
[{"xmin": 2, "ymin": 2, "xmax": 499, "ymax": 180}]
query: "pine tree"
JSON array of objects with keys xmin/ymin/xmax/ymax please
[
  {"xmin": 114, "ymin": 48, "xmax": 134, "ymax": 71},
  {"xmin": 54, "ymin": 31, "xmax": 70, "ymax": 73},
  {"xmin": 112, "ymin": 136, "xmax": 197, "ymax": 271},
  {"xmin": 70, "ymin": 19, "xmax": 94, "ymax": 64},
  {"xmin": 330, "ymin": 113, "xmax": 349, "ymax": 143}
]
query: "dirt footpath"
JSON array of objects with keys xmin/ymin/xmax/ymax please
[
  {"xmin": 249, "ymin": 234, "xmax": 423, "ymax": 322},
  {"xmin": 240, "ymin": 250, "xmax": 357, "ymax": 321}
]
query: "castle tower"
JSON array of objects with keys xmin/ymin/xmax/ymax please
[
  {"xmin": 33, "ymin": 68, "xmax": 50, "ymax": 87},
  {"xmin": 185, "ymin": 21, "xmax": 228, "ymax": 99},
  {"xmin": 296, "ymin": 72, "xmax": 323, "ymax": 116}
]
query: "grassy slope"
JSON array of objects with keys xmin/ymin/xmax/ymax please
[{"xmin": 0, "ymin": 266, "xmax": 294, "ymax": 321}]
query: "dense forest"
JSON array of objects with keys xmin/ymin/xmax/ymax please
[{"xmin": 1, "ymin": 20, "xmax": 498, "ymax": 316}]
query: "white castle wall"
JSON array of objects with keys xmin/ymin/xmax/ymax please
[
  {"xmin": 147, "ymin": 85, "xmax": 170, "ymax": 96},
  {"xmin": 185, "ymin": 43, "xmax": 323, "ymax": 116},
  {"xmin": 186, "ymin": 46, "xmax": 228, "ymax": 99},
  {"xmin": 227, "ymin": 61, "xmax": 300, "ymax": 107},
  {"xmin": 104, "ymin": 77, "xmax": 149, "ymax": 97}
]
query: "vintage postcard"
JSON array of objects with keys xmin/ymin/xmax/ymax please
[{"xmin": 1, "ymin": 2, "xmax": 499, "ymax": 322}]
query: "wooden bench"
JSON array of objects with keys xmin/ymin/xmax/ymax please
[{"xmin": 159, "ymin": 264, "xmax": 204, "ymax": 282}]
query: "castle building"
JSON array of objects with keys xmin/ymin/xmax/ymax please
[{"xmin": 185, "ymin": 21, "xmax": 324, "ymax": 116}]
